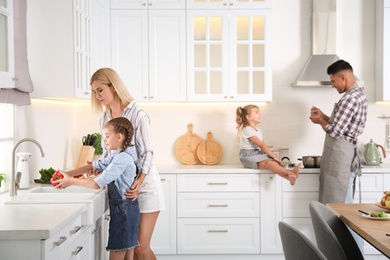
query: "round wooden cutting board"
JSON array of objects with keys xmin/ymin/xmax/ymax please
[
  {"xmin": 175, "ymin": 123, "xmax": 203, "ymax": 165},
  {"xmin": 196, "ymin": 131, "xmax": 223, "ymax": 165}
]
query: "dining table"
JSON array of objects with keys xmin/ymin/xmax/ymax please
[{"xmin": 327, "ymin": 203, "xmax": 390, "ymax": 258}]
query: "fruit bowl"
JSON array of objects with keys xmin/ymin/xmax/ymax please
[{"xmin": 375, "ymin": 203, "xmax": 390, "ymax": 211}]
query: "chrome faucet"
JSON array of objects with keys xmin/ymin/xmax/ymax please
[{"xmin": 10, "ymin": 138, "xmax": 45, "ymax": 197}]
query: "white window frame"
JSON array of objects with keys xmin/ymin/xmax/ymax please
[
  {"xmin": 0, "ymin": 103, "xmax": 14, "ymax": 189},
  {"xmin": 0, "ymin": 0, "xmax": 15, "ymax": 88}
]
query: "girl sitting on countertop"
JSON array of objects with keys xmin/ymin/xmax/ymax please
[
  {"xmin": 236, "ymin": 104, "xmax": 301, "ymax": 185},
  {"xmin": 53, "ymin": 117, "xmax": 140, "ymax": 260}
]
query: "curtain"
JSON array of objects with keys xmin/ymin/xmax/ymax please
[{"xmin": 0, "ymin": 0, "xmax": 33, "ymax": 105}]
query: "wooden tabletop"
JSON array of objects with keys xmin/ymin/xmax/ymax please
[{"xmin": 327, "ymin": 203, "xmax": 390, "ymax": 258}]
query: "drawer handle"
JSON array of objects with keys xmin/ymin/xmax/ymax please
[
  {"xmin": 207, "ymin": 182, "xmax": 228, "ymax": 185},
  {"xmin": 208, "ymin": 204, "xmax": 228, "ymax": 207},
  {"xmin": 208, "ymin": 230, "xmax": 228, "ymax": 233},
  {"xmin": 53, "ymin": 236, "xmax": 67, "ymax": 247},
  {"xmin": 70, "ymin": 226, "xmax": 82, "ymax": 234},
  {"xmin": 72, "ymin": 246, "xmax": 83, "ymax": 255}
]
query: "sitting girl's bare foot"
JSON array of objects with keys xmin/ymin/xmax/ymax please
[
  {"xmin": 293, "ymin": 163, "xmax": 301, "ymax": 178},
  {"xmin": 288, "ymin": 173, "xmax": 297, "ymax": 186}
]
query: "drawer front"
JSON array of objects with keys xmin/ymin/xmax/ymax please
[
  {"xmin": 43, "ymin": 216, "xmax": 83, "ymax": 256},
  {"xmin": 178, "ymin": 174, "xmax": 260, "ymax": 192},
  {"xmin": 282, "ymin": 192, "xmax": 318, "ymax": 218},
  {"xmin": 178, "ymin": 218, "xmax": 260, "ymax": 254},
  {"xmin": 358, "ymin": 174, "xmax": 383, "ymax": 191},
  {"xmin": 178, "ymin": 192, "xmax": 260, "ymax": 217},
  {"xmin": 283, "ymin": 174, "xmax": 319, "ymax": 192}
]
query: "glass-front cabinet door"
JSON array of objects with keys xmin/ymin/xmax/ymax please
[
  {"xmin": 187, "ymin": 9, "xmax": 271, "ymax": 102},
  {"xmin": 0, "ymin": 0, "xmax": 14, "ymax": 88}
]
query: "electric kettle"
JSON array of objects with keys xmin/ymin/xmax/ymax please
[{"xmin": 364, "ymin": 139, "xmax": 386, "ymax": 166}]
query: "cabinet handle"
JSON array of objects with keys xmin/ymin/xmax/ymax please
[
  {"xmin": 208, "ymin": 230, "xmax": 228, "ymax": 233},
  {"xmin": 53, "ymin": 236, "xmax": 67, "ymax": 247},
  {"xmin": 84, "ymin": 92, "xmax": 90, "ymax": 95},
  {"xmin": 207, "ymin": 182, "xmax": 228, "ymax": 185},
  {"xmin": 12, "ymin": 77, "xmax": 19, "ymax": 81},
  {"xmin": 70, "ymin": 226, "xmax": 82, "ymax": 234},
  {"xmin": 160, "ymin": 178, "xmax": 166, "ymax": 181},
  {"xmin": 230, "ymin": 96, "xmax": 234, "ymax": 99},
  {"xmin": 72, "ymin": 246, "xmax": 83, "ymax": 255},
  {"xmin": 208, "ymin": 204, "xmax": 228, "ymax": 207},
  {"xmin": 92, "ymin": 229, "xmax": 97, "ymax": 235}
]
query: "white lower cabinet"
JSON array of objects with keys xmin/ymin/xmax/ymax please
[
  {"xmin": 178, "ymin": 218, "xmax": 260, "ymax": 254},
  {"xmin": 151, "ymin": 172, "xmax": 388, "ymax": 259},
  {"xmin": 177, "ymin": 174, "xmax": 260, "ymax": 254},
  {"xmin": 151, "ymin": 174, "xmax": 177, "ymax": 254}
]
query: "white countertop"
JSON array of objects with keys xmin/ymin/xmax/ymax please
[
  {"xmin": 0, "ymin": 203, "xmax": 86, "ymax": 240},
  {"xmin": 0, "ymin": 184, "xmax": 95, "ymax": 240},
  {"xmin": 157, "ymin": 163, "xmax": 390, "ymax": 174}
]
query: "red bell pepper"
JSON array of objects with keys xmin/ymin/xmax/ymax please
[{"xmin": 50, "ymin": 170, "xmax": 64, "ymax": 187}]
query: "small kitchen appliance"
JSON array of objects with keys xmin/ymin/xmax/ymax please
[
  {"xmin": 364, "ymin": 139, "xmax": 386, "ymax": 166},
  {"xmin": 16, "ymin": 152, "xmax": 32, "ymax": 189}
]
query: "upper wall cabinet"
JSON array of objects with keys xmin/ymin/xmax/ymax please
[
  {"xmin": 187, "ymin": 9, "xmax": 272, "ymax": 102},
  {"xmin": 186, "ymin": 0, "xmax": 271, "ymax": 10},
  {"xmin": 111, "ymin": 0, "xmax": 185, "ymax": 9},
  {"xmin": 376, "ymin": 0, "xmax": 390, "ymax": 101},
  {"xmin": 27, "ymin": 0, "xmax": 109, "ymax": 100},
  {"xmin": 110, "ymin": 1, "xmax": 186, "ymax": 102},
  {"xmin": 0, "ymin": 0, "xmax": 15, "ymax": 88}
]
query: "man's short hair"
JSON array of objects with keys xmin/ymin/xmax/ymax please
[{"xmin": 327, "ymin": 60, "xmax": 353, "ymax": 75}]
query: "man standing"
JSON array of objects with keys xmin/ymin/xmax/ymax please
[{"xmin": 310, "ymin": 60, "xmax": 368, "ymax": 204}]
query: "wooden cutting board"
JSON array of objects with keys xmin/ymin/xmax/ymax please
[
  {"xmin": 196, "ymin": 131, "xmax": 223, "ymax": 165},
  {"xmin": 175, "ymin": 123, "xmax": 203, "ymax": 165}
]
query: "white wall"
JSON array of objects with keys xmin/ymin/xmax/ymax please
[{"xmin": 14, "ymin": 0, "xmax": 390, "ymax": 181}]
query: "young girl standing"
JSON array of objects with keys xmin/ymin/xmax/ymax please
[
  {"xmin": 236, "ymin": 104, "xmax": 300, "ymax": 185},
  {"xmin": 53, "ymin": 117, "xmax": 140, "ymax": 260}
]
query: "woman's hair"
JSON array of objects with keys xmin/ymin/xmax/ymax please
[
  {"xmin": 90, "ymin": 68, "xmax": 134, "ymax": 112},
  {"xmin": 236, "ymin": 104, "xmax": 259, "ymax": 129},
  {"xmin": 105, "ymin": 117, "xmax": 134, "ymax": 152}
]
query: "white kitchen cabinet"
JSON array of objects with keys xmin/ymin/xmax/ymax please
[
  {"xmin": 177, "ymin": 174, "xmax": 260, "ymax": 254},
  {"xmin": 187, "ymin": 9, "xmax": 272, "ymax": 102},
  {"xmin": 186, "ymin": 0, "xmax": 271, "ymax": 10},
  {"xmin": 376, "ymin": 0, "xmax": 390, "ymax": 101},
  {"xmin": 260, "ymin": 174, "xmax": 282, "ymax": 254},
  {"xmin": 151, "ymin": 174, "xmax": 177, "ymax": 254},
  {"xmin": 0, "ymin": 0, "xmax": 14, "ymax": 88},
  {"xmin": 43, "ymin": 215, "xmax": 84, "ymax": 259},
  {"xmin": 27, "ymin": 0, "xmax": 108, "ymax": 100},
  {"xmin": 111, "ymin": 0, "xmax": 185, "ymax": 9},
  {"xmin": 110, "ymin": 8, "xmax": 186, "ymax": 102}
]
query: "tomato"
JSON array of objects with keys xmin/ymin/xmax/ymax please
[{"xmin": 50, "ymin": 170, "xmax": 64, "ymax": 187}]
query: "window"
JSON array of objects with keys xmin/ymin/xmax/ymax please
[
  {"xmin": 0, "ymin": 103, "xmax": 14, "ymax": 188},
  {"xmin": 0, "ymin": 0, "xmax": 15, "ymax": 88}
]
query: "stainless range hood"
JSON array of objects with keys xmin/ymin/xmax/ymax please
[{"xmin": 292, "ymin": 0, "xmax": 363, "ymax": 87}]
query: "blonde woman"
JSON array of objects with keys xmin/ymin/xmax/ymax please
[
  {"xmin": 90, "ymin": 68, "xmax": 164, "ymax": 260},
  {"xmin": 236, "ymin": 104, "xmax": 300, "ymax": 185}
]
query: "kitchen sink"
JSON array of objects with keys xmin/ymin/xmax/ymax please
[
  {"xmin": 2, "ymin": 187, "xmax": 108, "ymax": 225},
  {"xmin": 4, "ymin": 192, "xmax": 95, "ymax": 203},
  {"xmin": 28, "ymin": 186, "xmax": 100, "ymax": 194}
]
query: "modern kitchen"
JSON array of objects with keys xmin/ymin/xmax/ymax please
[{"xmin": 1, "ymin": 0, "xmax": 390, "ymax": 259}]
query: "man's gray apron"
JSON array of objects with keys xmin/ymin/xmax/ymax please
[{"xmin": 318, "ymin": 102, "xmax": 361, "ymax": 204}]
